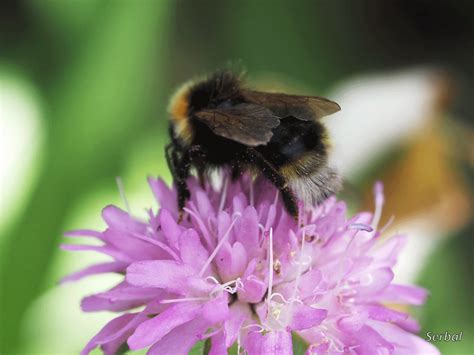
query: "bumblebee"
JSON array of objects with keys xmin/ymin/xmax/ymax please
[{"xmin": 166, "ymin": 70, "xmax": 341, "ymax": 219}]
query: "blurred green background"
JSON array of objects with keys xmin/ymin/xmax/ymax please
[{"xmin": 0, "ymin": 1, "xmax": 472, "ymax": 354}]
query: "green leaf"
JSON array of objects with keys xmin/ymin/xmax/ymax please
[
  {"xmin": 189, "ymin": 340, "xmax": 206, "ymax": 355},
  {"xmin": 417, "ymin": 226, "xmax": 474, "ymax": 355},
  {"xmin": 292, "ymin": 332, "xmax": 308, "ymax": 355},
  {"xmin": 116, "ymin": 341, "xmax": 130, "ymax": 355},
  {"xmin": 228, "ymin": 342, "xmax": 239, "ymax": 355}
]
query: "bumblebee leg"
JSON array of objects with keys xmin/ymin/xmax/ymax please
[
  {"xmin": 166, "ymin": 125, "xmax": 186, "ymax": 183},
  {"xmin": 169, "ymin": 146, "xmax": 191, "ymax": 223},
  {"xmin": 188, "ymin": 145, "xmax": 206, "ymax": 186},
  {"xmin": 167, "ymin": 142, "xmax": 207, "ymax": 222},
  {"xmin": 177, "ymin": 155, "xmax": 191, "ymax": 207},
  {"xmin": 231, "ymin": 162, "xmax": 243, "ymax": 181},
  {"xmin": 243, "ymin": 148, "xmax": 298, "ymax": 219},
  {"xmin": 177, "ymin": 145, "xmax": 209, "ymax": 222},
  {"xmin": 165, "ymin": 143, "xmax": 178, "ymax": 181}
]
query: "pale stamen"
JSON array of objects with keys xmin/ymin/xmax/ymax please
[
  {"xmin": 298, "ymin": 201, "xmax": 303, "ymax": 227},
  {"xmin": 371, "ymin": 181, "xmax": 384, "ymax": 230},
  {"xmin": 291, "ymin": 226, "xmax": 306, "ymax": 303},
  {"xmin": 249, "ymin": 179, "xmax": 254, "ymax": 206},
  {"xmin": 199, "ymin": 328, "xmax": 222, "ymax": 340},
  {"xmin": 198, "ymin": 214, "xmax": 241, "ymax": 277},
  {"xmin": 293, "ymin": 255, "xmax": 312, "ymax": 266},
  {"xmin": 132, "ymin": 232, "xmax": 180, "ymax": 261},
  {"xmin": 241, "ymin": 323, "xmax": 265, "ymax": 332},
  {"xmin": 116, "ymin": 176, "xmax": 131, "ymax": 214},
  {"xmin": 380, "ymin": 214, "xmax": 395, "ymax": 234},
  {"xmin": 162, "ymin": 277, "xmax": 243, "ymax": 306},
  {"xmin": 349, "ymin": 223, "xmax": 373, "ymax": 232},
  {"xmin": 219, "ymin": 176, "xmax": 229, "ymax": 212},
  {"xmin": 238, "ymin": 324, "xmax": 266, "ymax": 354},
  {"xmin": 209, "ymin": 278, "xmax": 243, "ymax": 296},
  {"xmin": 184, "ymin": 207, "xmax": 213, "ymax": 249},
  {"xmin": 273, "ymin": 190, "xmax": 279, "ymax": 205},
  {"xmin": 205, "ymin": 276, "xmax": 220, "ymax": 284},
  {"xmin": 269, "ymin": 292, "xmax": 303, "ymax": 305},
  {"xmin": 266, "ymin": 228, "xmax": 274, "ymax": 311},
  {"xmin": 261, "ymin": 228, "xmax": 307, "ymax": 331},
  {"xmin": 160, "ymin": 297, "xmax": 208, "ymax": 304}
]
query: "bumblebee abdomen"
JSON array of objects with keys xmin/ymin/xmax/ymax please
[
  {"xmin": 257, "ymin": 117, "xmax": 327, "ymax": 167},
  {"xmin": 278, "ymin": 151, "xmax": 341, "ymax": 205},
  {"xmin": 258, "ymin": 117, "xmax": 339, "ymax": 204}
]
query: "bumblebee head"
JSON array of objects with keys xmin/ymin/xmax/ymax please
[{"xmin": 168, "ymin": 70, "xmax": 242, "ymax": 145}]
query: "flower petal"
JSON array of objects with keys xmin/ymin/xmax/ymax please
[
  {"xmin": 349, "ymin": 325, "xmax": 394, "ymax": 355},
  {"xmin": 239, "ymin": 276, "xmax": 267, "ymax": 303},
  {"xmin": 81, "ymin": 282, "xmax": 161, "ymax": 312},
  {"xmin": 235, "ymin": 206, "xmax": 260, "ymax": 254},
  {"xmin": 298, "ymin": 269, "xmax": 323, "ymax": 299},
  {"xmin": 60, "ymin": 261, "xmax": 127, "ymax": 283},
  {"xmin": 225, "ymin": 302, "xmax": 252, "ymax": 347},
  {"xmin": 81, "ymin": 313, "xmax": 144, "ymax": 355},
  {"xmin": 209, "ymin": 331, "xmax": 227, "ymax": 355},
  {"xmin": 370, "ymin": 234, "xmax": 407, "ymax": 267},
  {"xmin": 127, "ymin": 301, "xmax": 202, "ymax": 350},
  {"xmin": 337, "ymin": 313, "xmax": 369, "ymax": 333},
  {"xmin": 365, "ymin": 304, "xmax": 408, "ymax": 323},
  {"xmin": 147, "ymin": 318, "xmax": 209, "ymax": 355},
  {"xmin": 159, "ymin": 208, "xmax": 182, "ymax": 250},
  {"xmin": 148, "ymin": 177, "xmax": 178, "ymax": 213},
  {"xmin": 369, "ymin": 320, "xmax": 440, "ymax": 355},
  {"xmin": 195, "ymin": 189, "xmax": 215, "ymax": 217},
  {"xmin": 244, "ymin": 330, "xmax": 293, "ymax": 355},
  {"xmin": 201, "ymin": 296, "xmax": 230, "ymax": 324},
  {"xmin": 377, "ymin": 284, "xmax": 428, "ymax": 305},
  {"xmin": 126, "ymin": 260, "xmax": 196, "ymax": 294},
  {"xmin": 232, "ymin": 192, "xmax": 248, "ymax": 215},
  {"xmin": 355, "ymin": 267, "xmax": 394, "ymax": 299},
  {"xmin": 102, "ymin": 205, "xmax": 147, "ymax": 233},
  {"xmin": 395, "ymin": 315, "xmax": 421, "ymax": 333},
  {"xmin": 289, "ymin": 304, "xmax": 327, "ymax": 331},
  {"xmin": 103, "ymin": 229, "xmax": 167, "ymax": 261},
  {"xmin": 179, "ymin": 228, "xmax": 209, "ymax": 270},
  {"xmin": 216, "ymin": 241, "xmax": 248, "ymax": 281},
  {"xmin": 82, "ymin": 295, "xmax": 146, "ymax": 313},
  {"xmin": 60, "ymin": 244, "xmax": 131, "ymax": 262}
]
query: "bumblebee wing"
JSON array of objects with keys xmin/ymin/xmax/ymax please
[
  {"xmin": 194, "ymin": 103, "xmax": 280, "ymax": 146},
  {"xmin": 242, "ymin": 90, "xmax": 340, "ymax": 121}
]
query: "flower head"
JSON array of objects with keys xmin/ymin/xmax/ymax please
[{"xmin": 63, "ymin": 174, "xmax": 439, "ymax": 354}]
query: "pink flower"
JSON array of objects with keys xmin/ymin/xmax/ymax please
[{"xmin": 62, "ymin": 175, "xmax": 439, "ymax": 354}]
